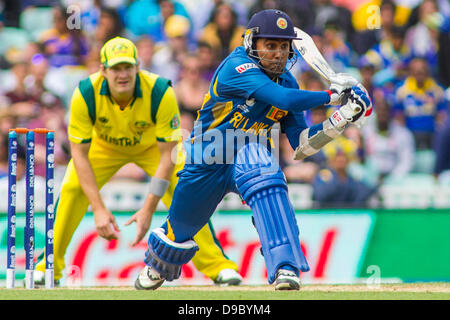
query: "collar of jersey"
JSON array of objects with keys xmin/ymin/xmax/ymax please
[
  {"xmin": 100, "ymin": 73, "xmax": 143, "ymax": 107},
  {"xmin": 404, "ymin": 77, "xmax": 435, "ymax": 95}
]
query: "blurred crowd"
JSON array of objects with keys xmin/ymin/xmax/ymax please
[{"xmin": 0, "ymin": 0, "xmax": 449, "ymax": 208}]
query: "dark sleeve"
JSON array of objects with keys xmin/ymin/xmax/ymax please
[
  {"xmin": 252, "ymin": 82, "xmax": 330, "ymax": 112},
  {"xmin": 216, "ymin": 58, "xmax": 330, "ymax": 110}
]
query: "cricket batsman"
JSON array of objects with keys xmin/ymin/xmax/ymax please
[
  {"xmin": 135, "ymin": 9, "xmax": 371, "ymax": 290},
  {"xmin": 33, "ymin": 37, "xmax": 242, "ymax": 287}
]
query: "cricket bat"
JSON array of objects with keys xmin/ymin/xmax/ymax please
[
  {"xmin": 292, "ymin": 26, "xmax": 367, "ymax": 114},
  {"xmin": 292, "ymin": 27, "xmax": 336, "ymax": 83}
]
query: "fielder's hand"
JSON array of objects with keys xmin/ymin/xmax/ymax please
[
  {"xmin": 94, "ymin": 207, "xmax": 120, "ymax": 241},
  {"xmin": 327, "ymin": 73, "xmax": 359, "ymax": 105},
  {"xmin": 125, "ymin": 197, "xmax": 157, "ymax": 246}
]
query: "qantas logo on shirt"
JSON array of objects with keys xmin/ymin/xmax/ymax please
[
  {"xmin": 134, "ymin": 121, "xmax": 151, "ymax": 129},
  {"xmin": 235, "ymin": 63, "xmax": 258, "ymax": 74}
]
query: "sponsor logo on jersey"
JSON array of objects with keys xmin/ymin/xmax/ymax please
[
  {"xmin": 235, "ymin": 63, "xmax": 258, "ymax": 74},
  {"xmin": 236, "ymin": 98, "xmax": 256, "ymax": 113},
  {"xmin": 266, "ymin": 106, "xmax": 288, "ymax": 121},
  {"xmin": 170, "ymin": 114, "xmax": 180, "ymax": 129},
  {"xmin": 134, "ymin": 120, "xmax": 151, "ymax": 129},
  {"xmin": 98, "ymin": 133, "xmax": 142, "ymax": 146}
]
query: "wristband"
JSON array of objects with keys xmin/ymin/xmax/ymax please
[{"xmin": 149, "ymin": 177, "xmax": 170, "ymax": 198}]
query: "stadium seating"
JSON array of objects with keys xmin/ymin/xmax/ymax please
[
  {"xmin": 19, "ymin": 6, "xmax": 54, "ymax": 42},
  {"xmin": 412, "ymin": 150, "xmax": 436, "ymax": 174},
  {"xmin": 0, "ymin": 27, "xmax": 29, "ymax": 55}
]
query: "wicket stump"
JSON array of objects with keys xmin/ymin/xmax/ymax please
[{"xmin": 6, "ymin": 128, "xmax": 55, "ymax": 289}]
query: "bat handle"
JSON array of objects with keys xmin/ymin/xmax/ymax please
[
  {"xmin": 341, "ymin": 89, "xmax": 351, "ymax": 105},
  {"xmin": 341, "ymin": 90, "xmax": 362, "ymax": 112}
]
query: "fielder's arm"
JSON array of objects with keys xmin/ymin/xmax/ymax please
[
  {"xmin": 125, "ymin": 140, "xmax": 178, "ymax": 246},
  {"xmin": 70, "ymin": 141, "xmax": 120, "ymax": 240},
  {"xmin": 141, "ymin": 140, "xmax": 177, "ymax": 211}
]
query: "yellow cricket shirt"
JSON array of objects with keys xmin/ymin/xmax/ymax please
[{"xmin": 68, "ymin": 70, "xmax": 181, "ymax": 156}]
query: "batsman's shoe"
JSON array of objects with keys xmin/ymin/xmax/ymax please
[
  {"xmin": 135, "ymin": 265, "xmax": 165, "ymax": 290},
  {"xmin": 214, "ymin": 269, "xmax": 243, "ymax": 286},
  {"xmin": 32, "ymin": 270, "xmax": 60, "ymax": 288},
  {"xmin": 274, "ymin": 269, "xmax": 300, "ymax": 290}
]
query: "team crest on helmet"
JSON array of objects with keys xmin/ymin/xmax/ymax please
[{"xmin": 276, "ymin": 17, "xmax": 287, "ymax": 29}]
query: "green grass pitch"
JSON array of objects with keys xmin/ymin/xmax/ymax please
[{"xmin": 0, "ymin": 283, "xmax": 449, "ymax": 300}]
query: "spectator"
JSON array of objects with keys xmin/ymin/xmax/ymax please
[
  {"xmin": 404, "ymin": 0, "xmax": 440, "ymax": 75},
  {"xmin": 183, "ymin": 0, "xmax": 248, "ymax": 39},
  {"xmin": 352, "ymin": 0, "xmax": 398, "ymax": 55},
  {"xmin": 357, "ymin": 58, "xmax": 376, "ymax": 102},
  {"xmin": 89, "ymin": 7, "xmax": 125, "ymax": 60},
  {"xmin": 321, "ymin": 18, "xmax": 354, "ymax": 73},
  {"xmin": 287, "ymin": 75, "xmax": 328, "ymax": 174},
  {"xmin": 151, "ymin": 14, "xmax": 191, "ymax": 82},
  {"xmin": 39, "ymin": 5, "xmax": 90, "ymax": 68},
  {"xmin": 3, "ymin": 54, "xmax": 69, "ymax": 177},
  {"xmin": 198, "ymin": 3, "xmax": 244, "ymax": 61},
  {"xmin": 300, "ymin": 105, "xmax": 329, "ymax": 169},
  {"xmin": 434, "ymin": 111, "xmax": 450, "ymax": 179},
  {"xmin": 312, "ymin": 135, "xmax": 377, "ymax": 208},
  {"xmin": 279, "ymin": 134, "xmax": 319, "ymax": 184},
  {"xmin": 362, "ymin": 92, "xmax": 415, "ymax": 184},
  {"xmin": 360, "ymin": 25, "xmax": 410, "ymax": 88},
  {"xmin": 311, "ymin": 0, "xmax": 355, "ymax": 46},
  {"xmin": 72, "ymin": 0, "xmax": 128, "ymax": 34},
  {"xmin": 136, "ymin": 36, "xmax": 156, "ymax": 73},
  {"xmin": 126, "ymin": 0, "xmax": 191, "ymax": 43},
  {"xmin": 27, "ymin": 54, "xmax": 69, "ymax": 169},
  {"xmin": 394, "ymin": 56, "xmax": 447, "ymax": 150},
  {"xmin": 248, "ymin": 0, "xmax": 311, "ymax": 32},
  {"xmin": 196, "ymin": 41, "xmax": 219, "ymax": 82},
  {"xmin": 301, "ymin": 75, "xmax": 328, "ymax": 126},
  {"xmin": 435, "ymin": 14, "xmax": 450, "ymax": 87},
  {"xmin": 3, "ymin": 60, "xmax": 37, "ymax": 128},
  {"xmin": 173, "ymin": 54, "xmax": 209, "ymax": 132}
]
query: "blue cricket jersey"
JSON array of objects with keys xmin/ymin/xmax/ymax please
[{"xmin": 185, "ymin": 46, "xmax": 330, "ymax": 165}]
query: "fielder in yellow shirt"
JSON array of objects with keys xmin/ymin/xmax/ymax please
[{"xmin": 34, "ymin": 37, "xmax": 241, "ymax": 286}]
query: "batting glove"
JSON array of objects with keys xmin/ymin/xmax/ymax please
[
  {"xmin": 352, "ymin": 84, "xmax": 373, "ymax": 128},
  {"xmin": 326, "ymin": 73, "xmax": 359, "ymax": 105},
  {"xmin": 329, "ymin": 85, "xmax": 372, "ymax": 129}
]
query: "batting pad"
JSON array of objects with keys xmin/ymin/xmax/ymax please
[
  {"xmin": 145, "ymin": 228, "xmax": 199, "ymax": 281},
  {"xmin": 234, "ymin": 143, "xmax": 310, "ymax": 284}
]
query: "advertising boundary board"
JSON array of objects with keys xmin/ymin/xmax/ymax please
[{"xmin": 1, "ymin": 209, "xmax": 449, "ymax": 286}]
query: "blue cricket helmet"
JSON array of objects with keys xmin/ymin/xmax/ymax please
[
  {"xmin": 246, "ymin": 9, "xmax": 299, "ymax": 40},
  {"xmin": 243, "ymin": 9, "xmax": 300, "ymax": 59}
]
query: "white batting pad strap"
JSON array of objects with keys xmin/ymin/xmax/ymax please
[{"xmin": 152, "ymin": 228, "xmax": 197, "ymax": 250}]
